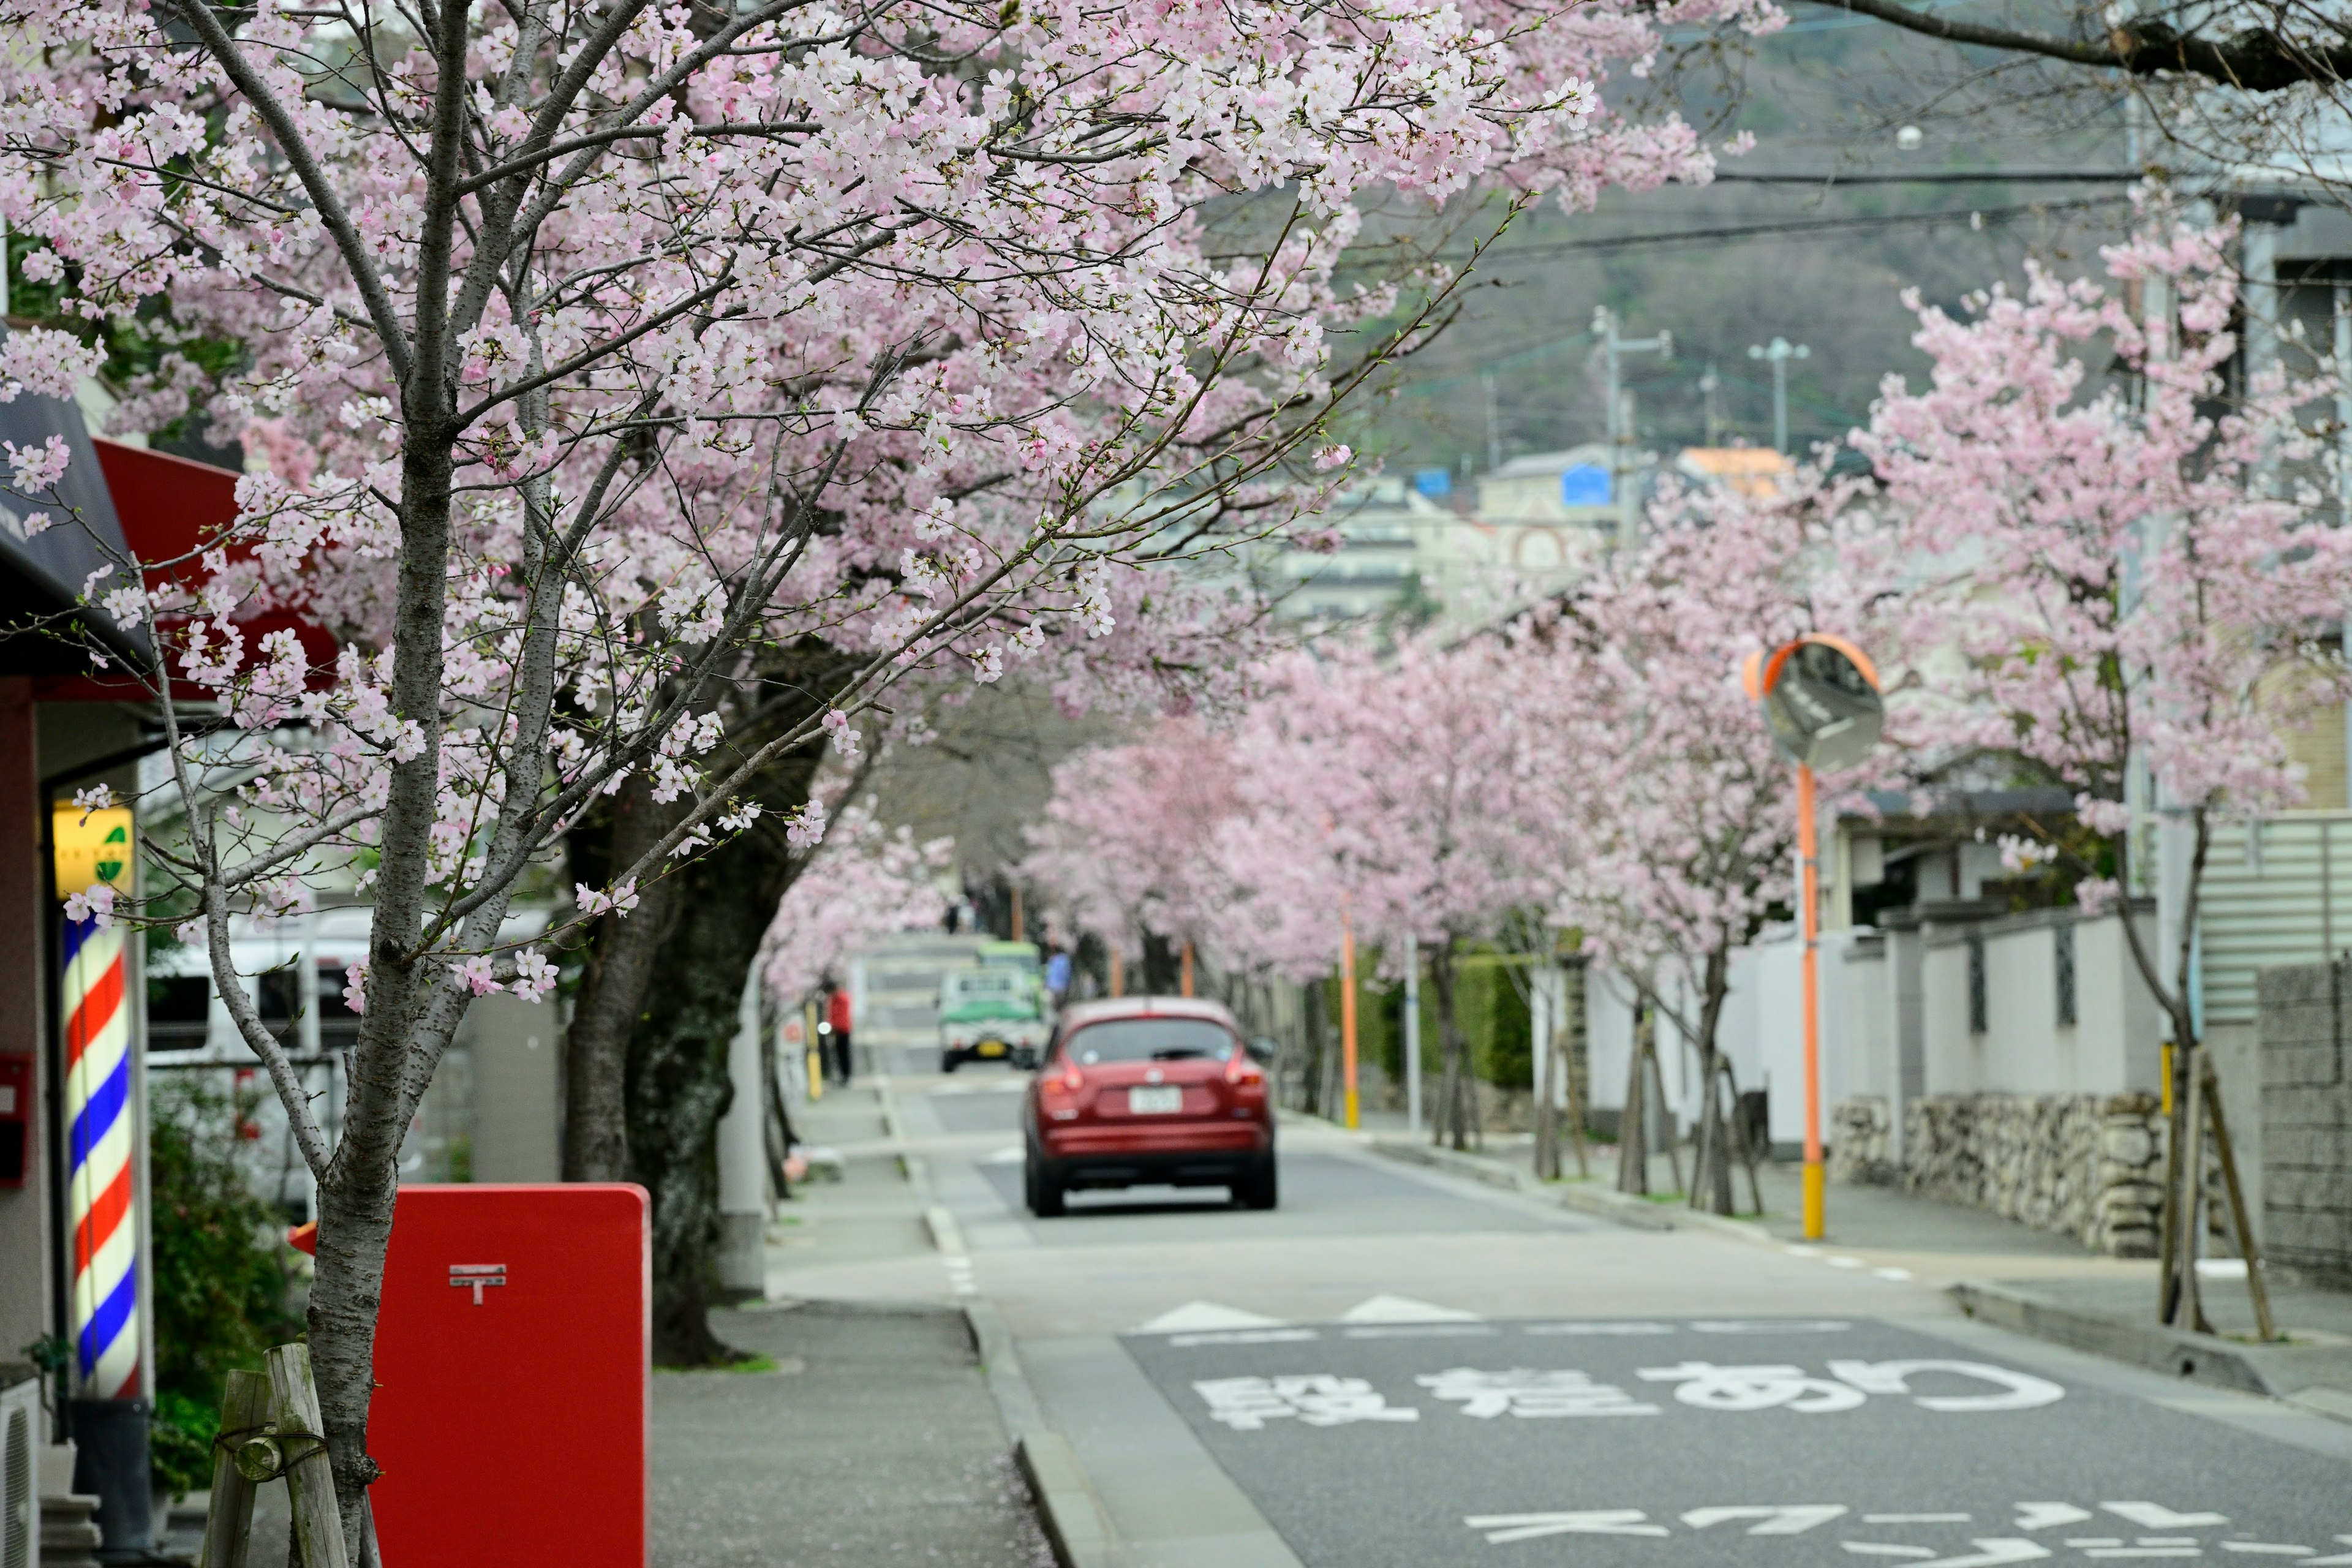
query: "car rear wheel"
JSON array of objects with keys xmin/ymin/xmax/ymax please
[
  {"xmin": 1026, "ymin": 1155, "xmax": 1065, "ymax": 1218},
  {"xmin": 1237, "ymin": 1156, "xmax": 1277, "ymax": 1211}
]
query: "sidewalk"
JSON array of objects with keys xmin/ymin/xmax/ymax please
[
  {"xmin": 648, "ymin": 1077, "xmax": 1055, "ymax": 1566},
  {"xmin": 1346, "ymin": 1107, "xmax": 2352, "ymax": 1419},
  {"xmin": 654, "ymin": 1300, "xmax": 1053, "ymax": 1568}
]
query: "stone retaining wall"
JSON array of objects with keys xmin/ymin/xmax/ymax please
[
  {"xmin": 2256, "ymin": 963, "xmax": 2352, "ymax": 1287},
  {"xmin": 1829, "ymin": 1098, "xmax": 1895, "ymax": 1186},
  {"xmin": 1829, "ymin": 1091, "xmax": 2166, "ymax": 1256}
]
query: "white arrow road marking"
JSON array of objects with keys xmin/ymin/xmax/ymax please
[
  {"xmin": 1464, "ymin": 1512, "xmax": 1668, "ymax": 1544},
  {"xmin": 1341, "ymin": 1294, "xmax": 1482, "ymax": 1324},
  {"xmin": 2015, "ymin": 1505, "xmax": 2095, "ymax": 1532},
  {"xmin": 1828, "ymin": 1360, "xmax": 2066, "ymax": 1412},
  {"xmin": 1137, "ymin": 1302, "xmax": 1286, "ymax": 1333},
  {"xmin": 2081, "ymin": 1548, "xmax": 2201, "ymax": 1559},
  {"xmin": 2304, "ymin": 1536, "xmax": 2352, "ymax": 1564},
  {"xmin": 1901, "ymin": 1540, "xmax": 2053, "ymax": 1566},
  {"xmin": 2105, "ymin": 1504, "xmax": 2230, "ymax": 1529},
  {"xmin": 1681, "ymin": 1506, "xmax": 1849, "ymax": 1534},
  {"xmin": 1844, "ymin": 1548, "xmax": 1937, "ymax": 1559}
]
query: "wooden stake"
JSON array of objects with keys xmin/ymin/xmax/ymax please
[
  {"xmin": 2199, "ymin": 1054, "xmax": 2277, "ymax": 1343},
  {"xmin": 198, "ymin": 1370, "xmax": 273, "ymax": 1568},
  {"xmin": 1647, "ymin": 1039, "xmax": 1684, "ymax": 1195},
  {"xmin": 1562, "ymin": 1030, "xmax": 1590, "ymax": 1180},
  {"xmin": 1722, "ymin": 1056, "xmax": 1765, "ymax": 1217},
  {"xmin": 266, "ymin": 1344, "xmax": 351, "ymax": 1568}
]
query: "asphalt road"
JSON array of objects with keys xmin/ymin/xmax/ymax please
[
  {"xmin": 775, "ymin": 1076, "xmax": 2352, "ymax": 1568},
  {"xmin": 1122, "ymin": 1315, "xmax": 2352, "ymax": 1567}
]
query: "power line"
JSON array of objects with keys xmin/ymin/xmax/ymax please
[
  {"xmin": 1711, "ymin": 170, "xmax": 2141, "ymax": 184},
  {"xmin": 1479, "ymin": 194, "xmax": 2130, "ymax": 263}
]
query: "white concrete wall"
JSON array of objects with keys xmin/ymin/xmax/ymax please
[
  {"xmin": 1586, "ymin": 967, "xmax": 1637, "ymax": 1116},
  {"xmin": 1921, "ymin": 913, "xmax": 2160, "ymax": 1098},
  {"xmin": 1700, "ymin": 910, "xmax": 2162, "ymax": 1150},
  {"xmin": 1841, "ymin": 941, "xmax": 1891, "ymax": 1101}
]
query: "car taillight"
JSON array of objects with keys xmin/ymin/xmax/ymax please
[
  {"xmin": 1224, "ymin": 1052, "xmax": 1263, "ymax": 1087},
  {"xmin": 1050, "ymin": 1059, "xmax": 1084, "ymax": 1093}
]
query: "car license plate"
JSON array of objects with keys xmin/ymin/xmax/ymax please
[
  {"xmin": 1128, "ymin": 1085, "xmax": 1182, "ymax": 1114},
  {"xmin": 977, "ymin": 1041, "xmax": 1005, "ymax": 1057}
]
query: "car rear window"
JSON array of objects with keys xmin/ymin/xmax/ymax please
[{"xmin": 1064, "ymin": 1018, "xmax": 1235, "ymax": 1065}]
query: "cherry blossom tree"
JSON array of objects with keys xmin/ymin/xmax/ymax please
[
  {"xmin": 1854, "ymin": 216, "xmax": 2352, "ymax": 1067},
  {"xmin": 1202, "ymin": 641, "xmax": 1542, "ymax": 1145},
  {"xmin": 1523, "ymin": 483, "xmax": 1897, "ymax": 1212},
  {"xmin": 763, "ymin": 800, "xmax": 951, "ymax": 1005},
  {"xmin": 1846, "ymin": 215, "xmax": 2352, "ymax": 1314},
  {"xmin": 1023, "ymin": 715, "xmax": 1241, "ymax": 976},
  {"xmin": 1, "ymin": 0, "xmax": 1786, "ymax": 1525}
]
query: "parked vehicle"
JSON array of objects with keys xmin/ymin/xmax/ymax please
[
  {"xmin": 938, "ymin": 940, "xmax": 1050, "ymax": 1071},
  {"xmin": 1022, "ymin": 997, "xmax": 1275, "ymax": 1216}
]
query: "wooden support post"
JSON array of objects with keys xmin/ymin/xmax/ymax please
[
  {"xmin": 266, "ymin": 1343, "xmax": 351, "ymax": 1568},
  {"xmin": 1647, "ymin": 1040, "xmax": 1684, "ymax": 1196},
  {"xmin": 1722, "ymin": 1056, "xmax": 1765, "ymax": 1217},
  {"xmin": 1562, "ymin": 1031, "xmax": 1590, "ymax": 1180},
  {"xmin": 198, "ymin": 1370, "xmax": 273, "ymax": 1568},
  {"xmin": 2199, "ymin": 1054, "xmax": 2277, "ymax": 1343}
]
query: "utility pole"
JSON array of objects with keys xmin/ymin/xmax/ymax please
[
  {"xmin": 1700, "ymin": 362, "xmax": 1722, "ymax": 447},
  {"xmin": 1593, "ymin": 306, "xmax": 1672, "ymax": 548},
  {"xmin": 1481, "ymin": 372, "xmax": 1504, "ymax": 472},
  {"xmin": 1747, "ymin": 337, "xmax": 1810, "ymax": 454}
]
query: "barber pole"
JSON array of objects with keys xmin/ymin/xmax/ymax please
[{"xmin": 64, "ymin": 913, "xmax": 139, "ymax": 1397}]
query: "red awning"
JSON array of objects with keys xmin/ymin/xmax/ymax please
[{"xmin": 33, "ymin": 440, "xmax": 337, "ymax": 703}]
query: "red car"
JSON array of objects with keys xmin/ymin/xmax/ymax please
[{"xmin": 1022, "ymin": 997, "xmax": 1276, "ymax": 1216}]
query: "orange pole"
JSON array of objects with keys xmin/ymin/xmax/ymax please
[
  {"xmin": 1341, "ymin": 912, "xmax": 1359, "ymax": 1129},
  {"xmin": 1798, "ymin": 761, "xmax": 1824, "ymax": 1239},
  {"xmin": 1109, "ymin": 947, "xmax": 1124, "ymax": 998},
  {"xmin": 1180, "ymin": 939, "xmax": 1195, "ymax": 997}
]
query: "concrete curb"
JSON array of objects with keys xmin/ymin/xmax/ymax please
[
  {"xmin": 1365, "ymin": 1134, "xmax": 1777, "ymax": 1246},
  {"xmin": 900, "ymin": 1072, "xmax": 1123, "ymax": 1568},
  {"xmin": 1949, "ymin": 1279, "xmax": 2352, "ymax": 1415},
  {"xmin": 964, "ymin": 1300, "xmax": 1126, "ymax": 1568}
]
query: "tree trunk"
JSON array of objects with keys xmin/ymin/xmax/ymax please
[
  {"xmin": 1687, "ymin": 952, "xmax": 1736, "ymax": 1216},
  {"xmin": 564, "ymin": 771, "xmax": 686, "ymax": 1181},
  {"xmin": 626, "ymin": 863, "xmax": 777, "ymax": 1365},
  {"xmin": 1428, "ymin": 937, "xmax": 1472, "ymax": 1151},
  {"xmin": 1618, "ymin": 1004, "xmax": 1649, "ymax": 1196}
]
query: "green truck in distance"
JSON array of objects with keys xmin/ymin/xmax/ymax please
[{"xmin": 937, "ymin": 940, "xmax": 1050, "ymax": 1072}]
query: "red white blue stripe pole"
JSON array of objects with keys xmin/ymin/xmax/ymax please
[{"xmin": 63, "ymin": 914, "xmax": 140, "ymax": 1398}]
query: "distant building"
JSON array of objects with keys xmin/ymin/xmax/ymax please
[{"xmin": 1267, "ymin": 476, "xmax": 1469, "ymax": 623}]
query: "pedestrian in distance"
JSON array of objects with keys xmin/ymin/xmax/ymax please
[{"xmin": 824, "ymin": 978, "xmax": 855, "ymax": 1085}]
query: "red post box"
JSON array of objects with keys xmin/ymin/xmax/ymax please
[{"xmin": 368, "ymin": 1184, "xmax": 649, "ymax": 1566}]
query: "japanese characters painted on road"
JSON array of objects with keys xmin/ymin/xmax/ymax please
[
  {"xmin": 1194, "ymin": 1359, "xmax": 2064, "ymax": 1428},
  {"xmin": 1460, "ymin": 1502, "xmax": 2352, "ymax": 1563},
  {"xmin": 369, "ymin": 1186, "xmax": 649, "ymax": 1568},
  {"xmin": 1741, "ymin": 634, "xmax": 1885, "ymax": 772}
]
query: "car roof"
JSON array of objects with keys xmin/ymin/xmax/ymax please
[{"xmin": 1057, "ymin": 996, "xmax": 1240, "ymax": 1030}]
